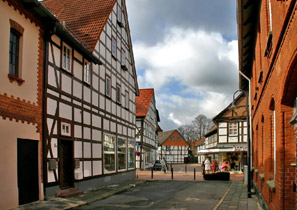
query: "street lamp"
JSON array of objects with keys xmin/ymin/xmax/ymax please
[{"xmin": 231, "ymin": 89, "xmax": 251, "ymax": 198}]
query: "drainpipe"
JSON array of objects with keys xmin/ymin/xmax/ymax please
[{"xmin": 239, "ymin": 70, "xmax": 253, "ymax": 198}]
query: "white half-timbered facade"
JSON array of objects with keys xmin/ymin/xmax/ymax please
[
  {"xmin": 158, "ymin": 130, "xmax": 189, "ymax": 164},
  {"xmin": 135, "ymin": 89, "xmax": 160, "ymax": 169},
  {"xmin": 41, "ymin": 0, "xmax": 138, "ymax": 196},
  {"xmin": 198, "ymin": 93, "xmax": 248, "ymax": 170}
]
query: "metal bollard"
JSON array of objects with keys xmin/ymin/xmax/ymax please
[
  {"xmin": 171, "ymin": 167, "xmax": 173, "ymax": 179},
  {"xmin": 151, "ymin": 167, "xmax": 153, "ymax": 179},
  {"xmin": 194, "ymin": 168, "xmax": 196, "ymax": 180}
]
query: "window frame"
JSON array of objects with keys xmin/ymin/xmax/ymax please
[
  {"xmin": 116, "ymin": 83, "xmax": 121, "ymax": 104},
  {"xmin": 60, "ymin": 120, "xmax": 72, "ymax": 137},
  {"xmin": 170, "ymin": 136, "xmax": 175, "ymax": 141},
  {"xmin": 177, "ymin": 136, "xmax": 181, "ymax": 142},
  {"xmin": 104, "ymin": 134, "xmax": 116, "ymax": 173},
  {"xmin": 9, "ymin": 29, "xmax": 20, "ymax": 78},
  {"xmin": 125, "ymin": 90, "xmax": 129, "ymax": 109},
  {"xmin": 128, "ymin": 139, "xmax": 136, "ymax": 169},
  {"xmin": 83, "ymin": 60, "xmax": 91, "ymax": 85},
  {"xmin": 62, "ymin": 42, "xmax": 72, "ymax": 73},
  {"xmin": 228, "ymin": 122, "xmax": 238, "ymax": 137},
  {"xmin": 111, "ymin": 37, "xmax": 117, "ymax": 58},
  {"xmin": 117, "ymin": 137, "xmax": 127, "ymax": 171},
  {"xmin": 105, "ymin": 75, "xmax": 111, "ymax": 98}
]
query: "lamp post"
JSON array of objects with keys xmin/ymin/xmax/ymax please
[{"xmin": 231, "ymin": 89, "xmax": 251, "ymax": 198}]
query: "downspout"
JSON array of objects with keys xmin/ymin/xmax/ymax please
[{"xmin": 239, "ymin": 71, "xmax": 253, "ymax": 178}]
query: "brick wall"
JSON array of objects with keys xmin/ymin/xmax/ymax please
[{"xmin": 251, "ymin": 1, "xmax": 297, "ymax": 209}]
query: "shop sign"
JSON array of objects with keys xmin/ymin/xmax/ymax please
[{"xmin": 233, "ymin": 146, "xmax": 247, "ymax": 151}]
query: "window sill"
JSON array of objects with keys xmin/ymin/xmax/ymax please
[
  {"xmin": 8, "ymin": 74, "xmax": 25, "ymax": 86},
  {"xmin": 83, "ymin": 81, "xmax": 91, "ymax": 87},
  {"xmin": 61, "ymin": 67, "xmax": 73, "ymax": 75},
  {"xmin": 266, "ymin": 179, "xmax": 276, "ymax": 192}
]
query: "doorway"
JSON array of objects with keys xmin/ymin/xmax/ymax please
[
  {"xmin": 17, "ymin": 139, "xmax": 39, "ymax": 205},
  {"xmin": 59, "ymin": 139, "xmax": 74, "ymax": 188}
]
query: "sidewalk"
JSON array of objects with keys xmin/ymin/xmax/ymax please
[
  {"xmin": 13, "ymin": 179, "xmax": 146, "ymax": 210},
  {"xmin": 215, "ymin": 181, "xmax": 262, "ymax": 210}
]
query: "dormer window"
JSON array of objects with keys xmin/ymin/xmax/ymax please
[
  {"xmin": 83, "ymin": 60, "xmax": 91, "ymax": 84},
  {"xmin": 62, "ymin": 43, "xmax": 72, "ymax": 72}
]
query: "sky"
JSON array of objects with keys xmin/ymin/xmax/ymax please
[{"xmin": 126, "ymin": 0, "xmax": 239, "ymax": 131}]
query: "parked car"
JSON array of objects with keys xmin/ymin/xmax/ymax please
[{"xmin": 153, "ymin": 160, "xmax": 162, "ymax": 171}]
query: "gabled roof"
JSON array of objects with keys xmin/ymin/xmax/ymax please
[
  {"xmin": 136, "ymin": 89, "xmax": 154, "ymax": 117},
  {"xmin": 212, "ymin": 92, "xmax": 246, "ymax": 123},
  {"xmin": 41, "ymin": 0, "xmax": 116, "ymax": 52},
  {"xmin": 158, "ymin": 130, "xmax": 175, "ymax": 145}
]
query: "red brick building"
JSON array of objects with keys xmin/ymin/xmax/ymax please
[{"xmin": 237, "ymin": 1, "xmax": 297, "ymax": 209}]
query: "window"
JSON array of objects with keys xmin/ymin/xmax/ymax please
[
  {"xmin": 177, "ymin": 136, "xmax": 181, "ymax": 142},
  {"xmin": 83, "ymin": 60, "xmax": 91, "ymax": 84},
  {"xmin": 128, "ymin": 139, "xmax": 135, "ymax": 168},
  {"xmin": 116, "ymin": 84, "xmax": 121, "ymax": 104},
  {"xmin": 229, "ymin": 122, "xmax": 238, "ymax": 136},
  {"xmin": 111, "ymin": 37, "xmax": 116, "ymax": 58},
  {"xmin": 62, "ymin": 43, "xmax": 72, "ymax": 72},
  {"xmin": 118, "ymin": 138, "xmax": 127, "ymax": 170},
  {"xmin": 117, "ymin": 5, "xmax": 124, "ymax": 27},
  {"xmin": 121, "ymin": 49, "xmax": 128, "ymax": 71},
  {"xmin": 104, "ymin": 134, "xmax": 116, "ymax": 172},
  {"xmin": 61, "ymin": 121, "xmax": 72, "ymax": 137},
  {"xmin": 170, "ymin": 136, "xmax": 175, "ymax": 141},
  {"xmin": 125, "ymin": 91, "xmax": 129, "ymax": 109},
  {"xmin": 166, "ymin": 146, "xmax": 171, "ymax": 151},
  {"xmin": 106, "ymin": 76, "xmax": 111, "ymax": 97},
  {"xmin": 9, "ymin": 29, "xmax": 20, "ymax": 77}
]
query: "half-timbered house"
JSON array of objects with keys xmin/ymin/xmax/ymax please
[
  {"xmin": 198, "ymin": 93, "xmax": 248, "ymax": 171},
  {"xmin": 40, "ymin": 0, "xmax": 138, "ymax": 196},
  {"xmin": 135, "ymin": 89, "xmax": 160, "ymax": 170},
  {"xmin": 0, "ymin": 0, "xmax": 44, "ymax": 208},
  {"xmin": 158, "ymin": 130, "xmax": 189, "ymax": 164}
]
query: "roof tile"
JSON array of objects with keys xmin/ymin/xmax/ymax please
[
  {"xmin": 41, "ymin": 0, "xmax": 116, "ymax": 51},
  {"xmin": 136, "ymin": 89, "xmax": 154, "ymax": 117}
]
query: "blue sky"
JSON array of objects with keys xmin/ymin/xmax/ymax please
[{"xmin": 126, "ymin": 0, "xmax": 239, "ymax": 130}]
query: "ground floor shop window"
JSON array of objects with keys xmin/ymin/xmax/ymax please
[
  {"xmin": 128, "ymin": 139, "xmax": 135, "ymax": 168},
  {"xmin": 118, "ymin": 138, "xmax": 127, "ymax": 170},
  {"xmin": 104, "ymin": 134, "xmax": 116, "ymax": 172}
]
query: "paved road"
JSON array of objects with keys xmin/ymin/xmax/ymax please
[{"xmin": 75, "ymin": 180, "xmax": 231, "ymax": 210}]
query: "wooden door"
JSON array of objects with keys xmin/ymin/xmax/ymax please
[
  {"xmin": 59, "ymin": 139, "xmax": 74, "ymax": 188},
  {"xmin": 17, "ymin": 139, "xmax": 39, "ymax": 205}
]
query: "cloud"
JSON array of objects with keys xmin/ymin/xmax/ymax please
[
  {"xmin": 126, "ymin": 0, "xmax": 239, "ymax": 131},
  {"xmin": 126, "ymin": 0, "xmax": 237, "ymax": 44},
  {"xmin": 134, "ymin": 28, "xmax": 238, "ymax": 94},
  {"xmin": 156, "ymin": 92, "xmax": 232, "ymax": 130}
]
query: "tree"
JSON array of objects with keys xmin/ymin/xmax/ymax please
[{"xmin": 178, "ymin": 114, "xmax": 213, "ymax": 141}]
